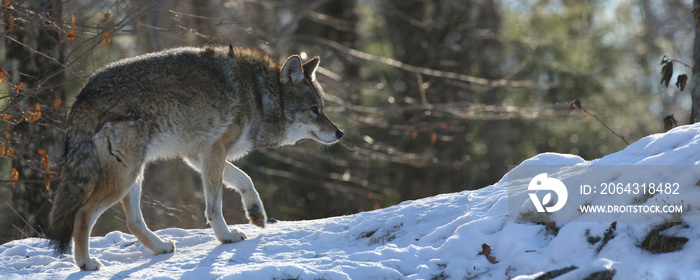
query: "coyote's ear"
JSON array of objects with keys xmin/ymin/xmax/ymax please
[
  {"xmin": 302, "ymin": 56, "xmax": 320, "ymax": 81},
  {"xmin": 280, "ymin": 55, "xmax": 305, "ymax": 85}
]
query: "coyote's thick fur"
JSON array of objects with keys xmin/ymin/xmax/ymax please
[{"xmin": 47, "ymin": 45, "xmax": 343, "ymax": 270}]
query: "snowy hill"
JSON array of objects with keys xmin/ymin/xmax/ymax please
[{"xmin": 3, "ymin": 124, "xmax": 700, "ymax": 279}]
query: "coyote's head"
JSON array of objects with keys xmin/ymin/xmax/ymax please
[{"xmin": 279, "ymin": 55, "xmax": 343, "ymax": 145}]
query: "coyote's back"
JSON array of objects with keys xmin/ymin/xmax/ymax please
[
  {"xmin": 48, "ymin": 46, "xmax": 243, "ymax": 255},
  {"xmin": 47, "ymin": 45, "xmax": 343, "ymax": 270}
]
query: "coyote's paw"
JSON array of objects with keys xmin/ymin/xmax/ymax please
[
  {"xmin": 219, "ymin": 228, "xmax": 247, "ymax": 244},
  {"xmin": 78, "ymin": 257, "xmax": 103, "ymax": 271},
  {"xmin": 247, "ymin": 204, "xmax": 267, "ymax": 228},
  {"xmin": 152, "ymin": 239, "xmax": 175, "ymax": 254}
]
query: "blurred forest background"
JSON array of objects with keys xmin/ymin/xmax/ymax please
[{"xmin": 0, "ymin": 0, "xmax": 695, "ymax": 243}]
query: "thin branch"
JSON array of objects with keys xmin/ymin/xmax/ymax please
[
  {"xmin": 272, "ymin": 0, "xmax": 331, "ymax": 44},
  {"xmin": 570, "ymin": 99, "xmax": 630, "ymax": 145},
  {"xmin": 663, "ymin": 55, "xmax": 695, "ymax": 74},
  {"xmin": 582, "ymin": 108, "xmax": 630, "ymax": 145},
  {"xmin": 1, "ymin": 0, "xmax": 164, "ymax": 117},
  {"xmin": 22, "ymin": 198, "xmax": 49, "ymax": 237},
  {"xmin": 306, "ymin": 11, "xmax": 354, "ymax": 32},
  {"xmin": 336, "ymin": 100, "xmax": 567, "ymax": 121},
  {"xmin": 0, "ymin": 178, "xmax": 57, "ymax": 183},
  {"xmin": 7, "ymin": 202, "xmax": 43, "ymax": 238},
  {"xmin": 5, "ymin": 36, "xmax": 67, "ymax": 68},
  {"xmin": 167, "ymin": 9, "xmax": 217, "ymax": 20},
  {"xmin": 295, "ymin": 35, "xmax": 558, "ymax": 89}
]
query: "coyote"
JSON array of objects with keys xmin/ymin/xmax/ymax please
[{"xmin": 47, "ymin": 45, "xmax": 343, "ymax": 270}]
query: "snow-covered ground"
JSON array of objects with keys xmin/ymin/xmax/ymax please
[{"xmin": 3, "ymin": 124, "xmax": 700, "ymax": 279}]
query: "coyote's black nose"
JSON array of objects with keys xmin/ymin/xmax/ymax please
[{"xmin": 336, "ymin": 129, "xmax": 344, "ymax": 139}]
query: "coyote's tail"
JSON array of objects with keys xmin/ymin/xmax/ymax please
[{"xmin": 47, "ymin": 104, "xmax": 100, "ymax": 255}]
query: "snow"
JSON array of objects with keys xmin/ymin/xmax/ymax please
[{"xmin": 3, "ymin": 124, "xmax": 700, "ymax": 279}]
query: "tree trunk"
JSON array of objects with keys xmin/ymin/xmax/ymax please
[
  {"xmin": 5, "ymin": 0, "xmax": 65, "ymax": 238},
  {"xmin": 690, "ymin": 0, "xmax": 700, "ymax": 123},
  {"xmin": 381, "ymin": 0, "xmax": 504, "ymax": 199},
  {"xmin": 478, "ymin": 1, "xmax": 508, "ymax": 184}
]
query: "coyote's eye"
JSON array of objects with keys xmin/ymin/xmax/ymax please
[{"xmin": 310, "ymin": 106, "xmax": 319, "ymax": 116}]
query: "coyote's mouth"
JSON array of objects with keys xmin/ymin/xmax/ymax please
[
  {"xmin": 310, "ymin": 131, "xmax": 322, "ymax": 142},
  {"xmin": 310, "ymin": 131, "xmax": 336, "ymax": 145}
]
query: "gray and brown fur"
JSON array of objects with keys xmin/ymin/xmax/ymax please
[{"xmin": 47, "ymin": 45, "xmax": 343, "ymax": 270}]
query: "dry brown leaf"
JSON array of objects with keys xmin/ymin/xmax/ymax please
[
  {"xmin": 676, "ymin": 74, "xmax": 688, "ymax": 92},
  {"xmin": 101, "ymin": 13, "xmax": 111, "ymax": 24},
  {"xmin": 102, "ymin": 32, "xmax": 111, "ymax": 47},
  {"xmin": 27, "ymin": 103, "xmax": 41, "ymax": 123},
  {"xmin": 477, "ymin": 244, "xmax": 492, "ymax": 256},
  {"xmin": 38, "ymin": 148, "xmax": 49, "ymax": 169},
  {"xmin": 9, "ymin": 168, "xmax": 18, "ymax": 189},
  {"xmin": 61, "ymin": 32, "xmax": 75, "ymax": 44},
  {"xmin": 477, "ymin": 243, "xmax": 498, "ymax": 264},
  {"xmin": 44, "ymin": 171, "xmax": 56, "ymax": 191},
  {"xmin": 660, "ymin": 61, "xmax": 673, "ymax": 88}
]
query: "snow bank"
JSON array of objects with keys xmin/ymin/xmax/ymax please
[{"xmin": 3, "ymin": 124, "xmax": 700, "ymax": 279}]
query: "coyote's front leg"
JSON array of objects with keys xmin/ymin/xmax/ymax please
[
  {"xmin": 197, "ymin": 146, "xmax": 247, "ymax": 244},
  {"xmin": 223, "ymin": 162, "xmax": 267, "ymax": 228}
]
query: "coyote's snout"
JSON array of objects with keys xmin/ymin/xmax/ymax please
[{"xmin": 47, "ymin": 45, "xmax": 342, "ymax": 270}]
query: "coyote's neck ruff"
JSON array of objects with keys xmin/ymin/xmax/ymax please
[{"xmin": 47, "ymin": 45, "xmax": 343, "ymax": 270}]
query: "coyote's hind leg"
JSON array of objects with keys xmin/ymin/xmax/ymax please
[
  {"xmin": 72, "ymin": 121, "xmax": 147, "ymax": 270},
  {"xmin": 121, "ymin": 182, "xmax": 175, "ymax": 254}
]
